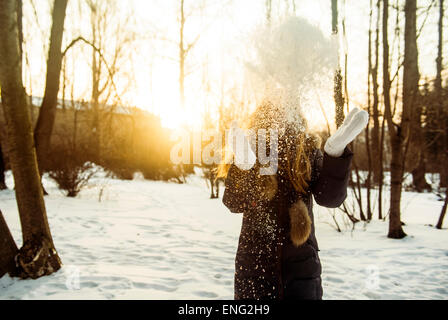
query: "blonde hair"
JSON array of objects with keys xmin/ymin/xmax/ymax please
[
  {"xmin": 217, "ymin": 101, "xmax": 320, "ymax": 196},
  {"xmin": 286, "ymin": 131, "xmax": 321, "ymax": 194}
]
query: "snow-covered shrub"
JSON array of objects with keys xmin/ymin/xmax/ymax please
[
  {"xmin": 49, "ymin": 162, "xmax": 96, "ymax": 197},
  {"xmin": 48, "ymin": 144, "xmax": 96, "ymax": 197}
]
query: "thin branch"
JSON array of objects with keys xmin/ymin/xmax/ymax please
[
  {"xmin": 61, "ymin": 36, "xmax": 123, "ymax": 106},
  {"xmin": 185, "ymin": 33, "xmax": 201, "ymax": 55},
  {"xmin": 417, "ymin": 0, "xmax": 437, "ymax": 39}
]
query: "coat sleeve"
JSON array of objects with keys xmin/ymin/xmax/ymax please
[
  {"xmin": 222, "ymin": 164, "xmax": 258, "ymax": 214},
  {"xmin": 310, "ymin": 147, "xmax": 353, "ymax": 208}
]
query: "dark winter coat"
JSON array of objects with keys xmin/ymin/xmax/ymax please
[{"xmin": 223, "ymin": 145, "xmax": 353, "ymax": 300}]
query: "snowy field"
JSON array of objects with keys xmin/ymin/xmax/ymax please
[{"xmin": 0, "ymin": 169, "xmax": 447, "ymax": 300}]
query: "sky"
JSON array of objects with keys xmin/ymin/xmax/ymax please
[{"xmin": 21, "ymin": 0, "xmax": 446, "ymax": 130}]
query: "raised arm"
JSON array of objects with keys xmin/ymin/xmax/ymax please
[
  {"xmin": 311, "ymin": 108, "xmax": 369, "ymax": 208},
  {"xmin": 311, "ymin": 147, "xmax": 353, "ymax": 208}
]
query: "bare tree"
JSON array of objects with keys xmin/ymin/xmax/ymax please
[
  {"xmin": 435, "ymin": 0, "xmax": 446, "ymax": 188},
  {"xmin": 34, "ymin": 0, "xmax": 69, "ymax": 176},
  {"xmin": 370, "ymin": 0, "xmax": 387, "ymax": 220},
  {"xmin": 0, "ymin": 0, "xmax": 62, "ymax": 278},
  {"xmin": 84, "ymin": 0, "xmax": 134, "ymax": 161},
  {"xmin": 371, "ymin": 0, "xmax": 383, "ymax": 188},
  {"xmin": 178, "ymin": 0, "xmax": 204, "ymax": 109},
  {"xmin": 365, "ymin": 0, "xmax": 375, "ymax": 221},
  {"xmin": 179, "ymin": 0, "xmax": 187, "ymax": 109},
  {"xmin": 366, "ymin": 0, "xmax": 386, "ymax": 220},
  {"xmin": 88, "ymin": 0, "xmax": 109, "ymax": 158},
  {"xmin": 152, "ymin": 1, "xmax": 221, "ymax": 112},
  {"xmin": 383, "ymin": 0, "xmax": 406, "ymax": 239},
  {"xmin": 409, "ymin": 1, "xmax": 431, "ymax": 192},
  {"xmin": 0, "ymin": 0, "xmax": 24, "ymax": 191},
  {"xmin": 435, "ymin": 0, "xmax": 446, "ymax": 229},
  {"xmin": 403, "ymin": 1, "xmax": 427, "ymax": 191}
]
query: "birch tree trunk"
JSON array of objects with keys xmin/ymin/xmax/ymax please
[{"xmin": 0, "ymin": 0, "xmax": 62, "ymax": 279}]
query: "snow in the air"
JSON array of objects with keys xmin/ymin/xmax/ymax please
[{"xmin": 0, "ymin": 169, "xmax": 447, "ymax": 300}]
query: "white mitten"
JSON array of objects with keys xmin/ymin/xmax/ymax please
[
  {"xmin": 324, "ymin": 108, "xmax": 369, "ymax": 157},
  {"xmin": 229, "ymin": 121, "xmax": 256, "ymax": 171}
]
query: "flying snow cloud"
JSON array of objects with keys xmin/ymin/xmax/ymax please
[{"xmin": 246, "ymin": 16, "xmax": 338, "ymax": 130}]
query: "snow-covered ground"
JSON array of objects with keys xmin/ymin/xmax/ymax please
[{"xmin": 0, "ymin": 169, "xmax": 447, "ymax": 300}]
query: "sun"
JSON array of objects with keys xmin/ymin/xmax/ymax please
[{"xmin": 132, "ymin": 61, "xmax": 205, "ymax": 130}]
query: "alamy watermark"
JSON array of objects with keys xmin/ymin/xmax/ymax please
[
  {"xmin": 65, "ymin": 265, "xmax": 81, "ymax": 291},
  {"xmin": 365, "ymin": 265, "xmax": 380, "ymax": 290},
  {"xmin": 170, "ymin": 126, "xmax": 279, "ymax": 175}
]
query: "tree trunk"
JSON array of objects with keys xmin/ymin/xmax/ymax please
[
  {"xmin": 371, "ymin": 0, "xmax": 382, "ymax": 186},
  {"xmin": 411, "ymin": 152, "xmax": 431, "ymax": 192},
  {"xmin": 375, "ymin": 0, "xmax": 385, "ymax": 220},
  {"xmin": 0, "ymin": 210, "xmax": 18, "ymax": 277},
  {"xmin": 216, "ymin": 177, "xmax": 220, "ymax": 198},
  {"xmin": 0, "ymin": 0, "xmax": 61, "ymax": 279},
  {"xmin": 179, "ymin": 0, "xmax": 186, "ymax": 109},
  {"xmin": 90, "ymin": 4, "xmax": 101, "ymax": 162},
  {"xmin": 383, "ymin": 0, "xmax": 406, "ymax": 239},
  {"xmin": 0, "ymin": 141, "xmax": 6, "ymax": 190},
  {"xmin": 91, "ymin": 50, "xmax": 101, "ymax": 161},
  {"xmin": 388, "ymin": 134, "xmax": 407, "ymax": 238},
  {"xmin": 16, "ymin": 0, "xmax": 22, "ymax": 59},
  {"xmin": 365, "ymin": 0, "xmax": 374, "ymax": 220},
  {"xmin": 442, "ymin": 122, "xmax": 448, "ymax": 188},
  {"xmin": 401, "ymin": 0, "xmax": 429, "ymax": 193},
  {"xmin": 209, "ymin": 172, "xmax": 216, "ymax": 199},
  {"xmin": 34, "ymin": 0, "xmax": 68, "ymax": 175},
  {"xmin": 436, "ymin": 191, "xmax": 447, "ymax": 229},
  {"xmin": 436, "ymin": 0, "xmax": 446, "ymax": 188},
  {"xmin": 378, "ymin": 116, "xmax": 386, "ymax": 220}
]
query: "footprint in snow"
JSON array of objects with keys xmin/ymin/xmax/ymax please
[
  {"xmin": 132, "ymin": 282, "xmax": 177, "ymax": 292},
  {"xmin": 193, "ymin": 290, "xmax": 219, "ymax": 298}
]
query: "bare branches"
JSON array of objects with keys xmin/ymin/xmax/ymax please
[
  {"xmin": 62, "ymin": 36, "xmax": 123, "ymax": 107},
  {"xmin": 185, "ymin": 33, "xmax": 201, "ymax": 56},
  {"xmin": 416, "ymin": 0, "xmax": 437, "ymax": 39},
  {"xmin": 383, "ymin": 0, "xmax": 396, "ymax": 137}
]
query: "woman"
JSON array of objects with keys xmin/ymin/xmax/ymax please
[{"xmin": 220, "ymin": 102, "xmax": 368, "ymax": 300}]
